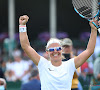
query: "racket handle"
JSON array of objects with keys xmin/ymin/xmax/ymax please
[
  {"xmin": 92, "ymin": 22, "xmax": 98, "ymax": 28},
  {"xmin": 92, "ymin": 22, "xmax": 100, "ymax": 33}
]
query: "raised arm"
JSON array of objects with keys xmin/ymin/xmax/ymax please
[
  {"xmin": 74, "ymin": 19, "xmax": 98, "ymax": 68},
  {"xmin": 19, "ymin": 15, "xmax": 40, "ymax": 65}
]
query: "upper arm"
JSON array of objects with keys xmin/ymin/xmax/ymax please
[
  {"xmin": 74, "ymin": 50, "xmax": 92, "ymax": 68},
  {"xmin": 23, "ymin": 45, "xmax": 40, "ymax": 65},
  {"xmin": 19, "ymin": 31, "xmax": 40, "ymax": 65}
]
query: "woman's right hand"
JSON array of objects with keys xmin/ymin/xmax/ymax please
[{"xmin": 19, "ymin": 15, "xmax": 29, "ymax": 25}]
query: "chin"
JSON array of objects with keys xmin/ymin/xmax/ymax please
[{"xmin": 54, "ymin": 57, "xmax": 61, "ymax": 61}]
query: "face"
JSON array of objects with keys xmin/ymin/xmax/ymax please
[
  {"xmin": 62, "ymin": 45, "xmax": 72, "ymax": 54},
  {"xmin": 46, "ymin": 43, "xmax": 62, "ymax": 62},
  {"xmin": 14, "ymin": 56, "xmax": 21, "ymax": 62}
]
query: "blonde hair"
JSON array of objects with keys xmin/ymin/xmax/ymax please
[{"xmin": 46, "ymin": 38, "xmax": 61, "ymax": 49}]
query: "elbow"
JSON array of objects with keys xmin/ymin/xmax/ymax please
[
  {"xmin": 90, "ymin": 49, "xmax": 94, "ymax": 54},
  {"xmin": 91, "ymin": 51, "xmax": 94, "ymax": 55},
  {"xmin": 20, "ymin": 43, "xmax": 28, "ymax": 50},
  {"xmin": 86, "ymin": 47, "xmax": 94, "ymax": 55},
  {"xmin": 88, "ymin": 49, "xmax": 94, "ymax": 55},
  {"xmin": 21, "ymin": 45, "xmax": 26, "ymax": 50}
]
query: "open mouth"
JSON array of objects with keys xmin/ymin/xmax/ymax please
[
  {"xmin": 52, "ymin": 53, "xmax": 61, "ymax": 57},
  {"xmin": 53, "ymin": 53, "xmax": 58, "ymax": 56}
]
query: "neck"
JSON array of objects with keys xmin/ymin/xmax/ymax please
[{"xmin": 51, "ymin": 60, "xmax": 62, "ymax": 66}]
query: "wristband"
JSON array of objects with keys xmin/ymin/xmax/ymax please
[{"xmin": 19, "ymin": 25, "xmax": 27, "ymax": 32}]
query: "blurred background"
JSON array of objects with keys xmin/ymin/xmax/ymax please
[{"xmin": 0, "ymin": 0, "xmax": 100, "ymax": 90}]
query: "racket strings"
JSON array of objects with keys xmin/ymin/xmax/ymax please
[
  {"xmin": 77, "ymin": 6, "xmax": 92, "ymax": 19},
  {"xmin": 72, "ymin": 0, "xmax": 92, "ymax": 9},
  {"xmin": 72, "ymin": 0, "xmax": 99, "ymax": 19}
]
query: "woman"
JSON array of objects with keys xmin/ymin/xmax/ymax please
[{"xmin": 19, "ymin": 15, "xmax": 98, "ymax": 90}]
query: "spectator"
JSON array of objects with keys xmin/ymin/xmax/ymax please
[
  {"xmin": 61, "ymin": 38, "xmax": 83, "ymax": 90},
  {"xmin": 21, "ymin": 69, "xmax": 41, "ymax": 90},
  {"xmin": 12, "ymin": 48, "xmax": 22, "ymax": 58},
  {"xmin": 5, "ymin": 70, "xmax": 16, "ymax": 82},
  {"xmin": 81, "ymin": 62, "xmax": 89, "ymax": 73},
  {"xmin": 94, "ymin": 34, "xmax": 100, "ymax": 58},
  {"xmin": 0, "ymin": 68, "xmax": 5, "ymax": 78},
  {"xmin": 93, "ymin": 57, "xmax": 100, "ymax": 80},
  {"xmin": 5, "ymin": 58, "xmax": 16, "ymax": 82},
  {"xmin": 0, "ymin": 78, "xmax": 6, "ymax": 90},
  {"xmin": 9, "ymin": 52, "xmax": 30, "ymax": 83}
]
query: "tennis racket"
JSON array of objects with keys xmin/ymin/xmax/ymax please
[{"xmin": 72, "ymin": 0, "xmax": 100, "ymax": 33}]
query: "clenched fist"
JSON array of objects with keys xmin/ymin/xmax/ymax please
[{"xmin": 19, "ymin": 15, "xmax": 29, "ymax": 25}]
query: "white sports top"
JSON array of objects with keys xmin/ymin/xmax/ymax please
[{"xmin": 38, "ymin": 56, "xmax": 76, "ymax": 90}]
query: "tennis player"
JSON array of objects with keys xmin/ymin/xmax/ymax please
[{"xmin": 19, "ymin": 15, "xmax": 98, "ymax": 90}]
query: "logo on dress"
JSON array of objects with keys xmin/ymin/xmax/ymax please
[{"xmin": 48, "ymin": 68, "xmax": 54, "ymax": 71}]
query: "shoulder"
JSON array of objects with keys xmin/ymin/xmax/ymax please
[
  {"xmin": 38, "ymin": 56, "xmax": 49, "ymax": 66},
  {"xmin": 63, "ymin": 58, "xmax": 76, "ymax": 71},
  {"xmin": 32, "ymin": 79, "xmax": 41, "ymax": 84},
  {"xmin": 21, "ymin": 83, "xmax": 28, "ymax": 90},
  {"xmin": 64, "ymin": 58, "xmax": 74, "ymax": 64},
  {"xmin": 28, "ymin": 79, "xmax": 41, "ymax": 87},
  {"xmin": 21, "ymin": 79, "xmax": 40, "ymax": 88}
]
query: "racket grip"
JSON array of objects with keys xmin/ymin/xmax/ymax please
[
  {"xmin": 92, "ymin": 22, "xmax": 100, "ymax": 33},
  {"xmin": 92, "ymin": 22, "xmax": 98, "ymax": 29}
]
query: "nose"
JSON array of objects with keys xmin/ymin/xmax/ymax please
[{"xmin": 54, "ymin": 49, "xmax": 57, "ymax": 52}]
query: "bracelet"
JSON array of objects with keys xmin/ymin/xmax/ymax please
[{"xmin": 19, "ymin": 25, "xmax": 27, "ymax": 32}]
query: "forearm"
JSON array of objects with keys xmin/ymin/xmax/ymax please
[
  {"xmin": 74, "ymin": 26, "xmax": 97, "ymax": 68},
  {"xmin": 20, "ymin": 31, "xmax": 30, "ymax": 49},
  {"xmin": 86, "ymin": 28, "xmax": 97, "ymax": 54},
  {"xmin": 19, "ymin": 15, "xmax": 30, "ymax": 49},
  {"xmin": 19, "ymin": 15, "xmax": 40, "ymax": 65}
]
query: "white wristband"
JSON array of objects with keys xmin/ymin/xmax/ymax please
[{"xmin": 19, "ymin": 25, "xmax": 27, "ymax": 32}]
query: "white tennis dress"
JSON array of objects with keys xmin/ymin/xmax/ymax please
[{"xmin": 38, "ymin": 56, "xmax": 76, "ymax": 90}]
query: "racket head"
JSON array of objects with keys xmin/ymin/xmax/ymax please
[{"xmin": 72, "ymin": 0, "xmax": 99, "ymax": 20}]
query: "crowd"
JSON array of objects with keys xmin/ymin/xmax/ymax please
[
  {"xmin": 0, "ymin": 35, "xmax": 100, "ymax": 90},
  {"xmin": 0, "ymin": 28, "xmax": 100, "ymax": 89}
]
